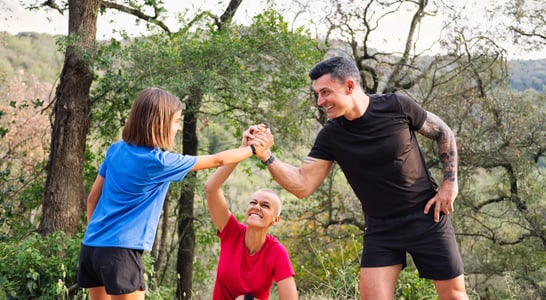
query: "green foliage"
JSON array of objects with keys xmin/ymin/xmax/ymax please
[
  {"xmin": 285, "ymin": 232, "xmax": 440, "ymax": 299},
  {"xmin": 0, "ymin": 231, "xmax": 85, "ymax": 300},
  {"xmin": 0, "ymin": 232, "xmax": 174, "ymax": 300},
  {"xmin": 0, "ymin": 161, "xmax": 46, "ymax": 239},
  {"xmin": 298, "ymin": 234, "xmax": 361, "ymax": 298},
  {"xmin": 395, "ymin": 268, "xmax": 437, "ymax": 300},
  {"xmin": 141, "ymin": 253, "xmax": 178, "ymax": 300},
  {"xmin": 90, "ymin": 9, "xmax": 323, "ymax": 147}
]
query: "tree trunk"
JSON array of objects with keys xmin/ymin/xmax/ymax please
[
  {"xmin": 38, "ymin": 0, "xmax": 100, "ymax": 236},
  {"xmin": 152, "ymin": 192, "xmax": 172, "ymax": 286},
  {"xmin": 176, "ymin": 87, "xmax": 201, "ymax": 299},
  {"xmin": 173, "ymin": 4, "xmax": 241, "ymax": 296}
]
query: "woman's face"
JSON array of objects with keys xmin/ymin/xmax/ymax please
[
  {"xmin": 170, "ymin": 110, "xmax": 182, "ymax": 144},
  {"xmin": 245, "ymin": 190, "xmax": 280, "ymax": 229}
]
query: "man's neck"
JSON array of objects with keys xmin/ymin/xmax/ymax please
[{"xmin": 345, "ymin": 92, "xmax": 369, "ymax": 120}]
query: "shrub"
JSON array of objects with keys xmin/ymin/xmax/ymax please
[{"xmin": 0, "ymin": 231, "xmax": 85, "ymax": 299}]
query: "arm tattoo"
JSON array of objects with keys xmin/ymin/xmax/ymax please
[{"xmin": 418, "ymin": 112, "xmax": 458, "ymax": 182}]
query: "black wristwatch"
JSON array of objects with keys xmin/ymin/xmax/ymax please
[
  {"xmin": 261, "ymin": 154, "xmax": 275, "ymax": 166},
  {"xmin": 244, "ymin": 295, "xmax": 254, "ymax": 300}
]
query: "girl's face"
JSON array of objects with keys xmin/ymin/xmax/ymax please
[{"xmin": 171, "ymin": 110, "xmax": 182, "ymax": 144}]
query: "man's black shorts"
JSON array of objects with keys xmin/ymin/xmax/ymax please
[
  {"xmin": 77, "ymin": 245, "xmax": 146, "ymax": 295},
  {"xmin": 361, "ymin": 205, "xmax": 464, "ymax": 280}
]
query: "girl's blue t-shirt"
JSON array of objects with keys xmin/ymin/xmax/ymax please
[{"xmin": 83, "ymin": 140, "xmax": 197, "ymax": 251}]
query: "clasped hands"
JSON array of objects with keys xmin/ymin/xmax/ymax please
[{"xmin": 242, "ymin": 124, "xmax": 274, "ymax": 160}]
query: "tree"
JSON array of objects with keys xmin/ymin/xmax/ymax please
[
  {"xmin": 494, "ymin": 0, "xmax": 545, "ymax": 52},
  {"xmin": 37, "ymin": 0, "xmax": 101, "ymax": 236},
  {"xmin": 30, "ymin": 0, "xmax": 172, "ymax": 236}
]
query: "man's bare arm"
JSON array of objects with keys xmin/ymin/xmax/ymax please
[
  {"xmin": 417, "ymin": 111, "xmax": 458, "ymax": 183},
  {"xmin": 418, "ymin": 111, "xmax": 459, "ymax": 220},
  {"xmin": 258, "ymin": 151, "xmax": 333, "ymax": 199}
]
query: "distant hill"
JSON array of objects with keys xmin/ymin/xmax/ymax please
[
  {"xmin": 0, "ymin": 32, "xmax": 64, "ymax": 84},
  {"xmin": 1, "ymin": 32, "xmax": 545, "ymax": 93},
  {"xmin": 508, "ymin": 59, "xmax": 546, "ymax": 92}
]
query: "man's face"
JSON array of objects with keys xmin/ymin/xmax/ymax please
[{"xmin": 313, "ymin": 73, "xmax": 351, "ymax": 119}]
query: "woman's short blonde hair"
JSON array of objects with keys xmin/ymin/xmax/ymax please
[
  {"xmin": 122, "ymin": 87, "xmax": 183, "ymax": 150},
  {"xmin": 257, "ymin": 188, "xmax": 282, "ymax": 216}
]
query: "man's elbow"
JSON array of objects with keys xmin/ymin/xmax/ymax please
[{"xmin": 291, "ymin": 188, "xmax": 313, "ymax": 199}]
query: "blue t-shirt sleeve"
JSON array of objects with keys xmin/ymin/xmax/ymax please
[
  {"xmin": 98, "ymin": 160, "xmax": 107, "ymax": 177},
  {"xmin": 147, "ymin": 150, "xmax": 197, "ymax": 182}
]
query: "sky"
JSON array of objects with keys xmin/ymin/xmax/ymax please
[
  {"xmin": 1, "ymin": 0, "xmax": 269, "ymax": 39},
  {"xmin": 1, "ymin": 0, "xmax": 544, "ymax": 60}
]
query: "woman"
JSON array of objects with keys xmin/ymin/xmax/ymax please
[{"xmin": 204, "ymin": 126, "xmax": 298, "ymax": 300}]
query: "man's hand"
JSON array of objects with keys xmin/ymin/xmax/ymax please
[
  {"xmin": 243, "ymin": 124, "xmax": 273, "ymax": 155},
  {"xmin": 424, "ymin": 181, "xmax": 458, "ymax": 222}
]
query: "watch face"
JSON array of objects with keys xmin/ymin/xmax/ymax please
[{"xmin": 262, "ymin": 154, "xmax": 275, "ymax": 165}]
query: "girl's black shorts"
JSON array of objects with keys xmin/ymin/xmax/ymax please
[
  {"xmin": 77, "ymin": 245, "xmax": 146, "ymax": 295},
  {"xmin": 361, "ymin": 205, "xmax": 464, "ymax": 280}
]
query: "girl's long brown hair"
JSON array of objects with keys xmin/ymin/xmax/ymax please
[{"xmin": 122, "ymin": 87, "xmax": 183, "ymax": 150}]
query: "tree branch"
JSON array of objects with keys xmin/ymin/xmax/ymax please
[
  {"xmin": 41, "ymin": 0, "xmax": 64, "ymax": 15},
  {"xmin": 324, "ymin": 217, "xmax": 366, "ymax": 231},
  {"xmin": 215, "ymin": 0, "xmax": 243, "ymax": 30},
  {"xmin": 473, "ymin": 195, "xmax": 526, "ymax": 211},
  {"xmin": 510, "ymin": 26, "xmax": 546, "ymax": 40},
  {"xmin": 40, "ymin": 0, "xmax": 172, "ymax": 33},
  {"xmin": 100, "ymin": 1, "xmax": 171, "ymax": 33}
]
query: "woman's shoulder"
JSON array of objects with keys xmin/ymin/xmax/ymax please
[{"xmin": 265, "ymin": 234, "xmax": 288, "ymax": 252}]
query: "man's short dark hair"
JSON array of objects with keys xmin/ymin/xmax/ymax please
[{"xmin": 309, "ymin": 56, "xmax": 361, "ymax": 85}]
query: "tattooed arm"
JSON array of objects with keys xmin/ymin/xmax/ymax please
[{"xmin": 418, "ymin": 111, "xmax": 459, "ymax": 222}]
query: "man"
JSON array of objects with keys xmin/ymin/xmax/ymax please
[{"xmin": 253, "ymin": 56, "xmax": 468, "ymax": 300}]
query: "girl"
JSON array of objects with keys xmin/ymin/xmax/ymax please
[{"xmin": 77, "ymin": 87, "xmax": 272, "ymax": 300}]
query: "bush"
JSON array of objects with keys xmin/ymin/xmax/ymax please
[{"xmin": 0, "ymin": 231, "xmax": 85, "ymax": 300}]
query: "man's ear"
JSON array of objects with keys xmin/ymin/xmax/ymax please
[{"xmin": 346, "ymin": 79, "xmax": 355, "ymax": 93}]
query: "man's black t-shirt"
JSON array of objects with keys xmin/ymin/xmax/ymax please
[{"xmin": 308, "ymin": 93, "xmax": 438, "ymax": 218}]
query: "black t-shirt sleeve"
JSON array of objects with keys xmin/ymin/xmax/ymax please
[
  {"xmin": 308, "ymin": 123, "xmax": 335, "ymax": 161},
  {"xmin": 396, "ymin": 94, "xmax": 428, "ymax": 131}
]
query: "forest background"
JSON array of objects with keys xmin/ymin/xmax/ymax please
[{"xmin": 0, "ymin": 0, "xmax": 544, "ymax": 299}]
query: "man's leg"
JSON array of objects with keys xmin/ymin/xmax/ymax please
[
  {"xmin": 359, "ymin": 265, "xmax": 402, "ymax": 300},
  {"xmin": 434, "ymin": 274, "xmax": 468, "ymax": 300}
]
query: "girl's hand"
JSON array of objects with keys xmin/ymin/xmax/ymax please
[
  {"xmin": 250, "ymin": 128, "xmax": 273, "ymax": 154},
  {"xmin": 242, "ymin": 124, "xmax": 267, "ymax": 147}
]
